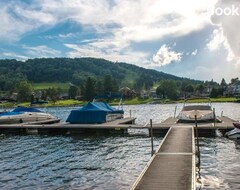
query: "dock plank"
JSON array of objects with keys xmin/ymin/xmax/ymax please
[
  {"xmin": 158, "ymin": 127, "xmax": 192, "ymax": 153},
  {"xmin": 132, "ymin": 126, "xmax": 195, "ymax": 190}
]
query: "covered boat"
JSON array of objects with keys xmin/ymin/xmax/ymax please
[
  {"xmin": 225, "ymin": 123, "xmax": 240, "ymax": 139},
  {"xmin": 0, "ymin": 107, "xmax": 58, "ymax": 124},
  {"xmin": 66, "ymin": 102, "xmax": 124, "ymax": 124},
  {"xmin": 177, "ymin": 98, "xmax": 215, "ymax": 123}
]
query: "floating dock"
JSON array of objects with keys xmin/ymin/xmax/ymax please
[
  {"xmin": 0, "ymin": 117, "xmax": 137, "ymax": 135},
  {"xmin": 149, "ymin": 116, "xmax": 236, "ymax": 136},
  {"xmin": 131, "ymin": 126, "xmax": 195, "ymax": 190},
  {"xmin": 0, "ymin": 116, "xmax": 236, "ymax": 136}
]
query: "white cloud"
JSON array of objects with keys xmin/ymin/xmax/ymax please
[
  {"xmin": 64, "ymin": 43, "xmax": 149, "ymax": 64},
  {"xmin": 152, "ymin": 44, "xmax": 182, "ymax": 66},
  {"xmin": 23, "ymin": 45, "xmax": 61, "ymax": 58},
  {"xmin": 0, "ymin": 0, "xmax": 216, "ymax": 43},
  {"xmin": 0, "ymin": 52, "xmax": 29, "ymax": 60},
  {"xmin": 2, "ymin": 0, "xmax": 240, "ymax": 82},
  {"xmin": 207, "ymin": 29, "xmax": 225, "ymax": 50},
  {"xmin": 191, "ymin": 49, "xmax": 198, "ymax": 56},
  {"xmin": 210, "ymin": 0, "xmax": 240, "ymax": 64}
]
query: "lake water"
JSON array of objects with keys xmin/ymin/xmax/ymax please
[{"xmin": 0, "ymin": 103, "xmax": 240, "ymax": 189}]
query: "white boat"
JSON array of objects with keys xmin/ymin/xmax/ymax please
[
  {"xmin": 0, "ymin": 107, "xmax": 59, "ymax": 124},
  {"xmin": 177, "ymin": 98, "xmax": 215, "ymax": 123},
  {"xmin": 225, "ymin": 123, "xmax": 240, "ymax": 139}
]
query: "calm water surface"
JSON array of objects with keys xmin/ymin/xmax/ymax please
[{"xmin": 0, "ymin": 103, "xmax": 240, "ymax": 189}]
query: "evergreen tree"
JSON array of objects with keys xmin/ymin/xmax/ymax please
[
  {"xmin": 220, "ymin": 78, "xmax": 227, "ymax": 86},
  {"xmin": 84, "ymin": 77, "xmax": 96, "ymax": 101},
  {"xmin": 220, "ymin": 78, "xmax": 227, "ymax": 96},
  {"xmin": 104, "ymin": 74, "xmax": 113, "ymax": 94},
  {"xmin": 96, "ymin": 80, "xmax": 104, "ymax": 95},
  {"xmin": 112, "ymin": 78, "xmax": 119, "ymax": 92},
  {"xmin": 210, "ymin": 87, "xmax": 219, "ymax": 98}
]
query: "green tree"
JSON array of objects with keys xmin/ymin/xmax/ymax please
[
  {"xmin": 17, "ymin": 80, "xmax": 33, "ymax": 102},
  {"xmin": 196, "ymin": 84, "xmax": 205, "ymax": 94},
  {"xmin": 84, "ymin": 77, "xmax": 96, "ymax": 101},
  {"xmin": 96, "ymin": 80, "xmax": 104, "ymax": 95},
  {"xmin": 112, "ymin": 78, "xmax": 119, "ymax": 92},
  {"xmin": 156, "ymin": 80, "xmax": 179, "ymax": 100},
  {"xmin": 68, "ymin": 85, "xmax": 79, "ymax": 99},
  {"xmin": 185, "ymin": 84, "xmax": 194, "ymax": 93},
  {"xmin": 230, "ymin": 77, "xmax": 239, "ymax": 84},
  {"xmin": 210, "ymin": 87, "xmax": 219, "ymax": 98},
  {"xmin": 46, "ymin": 87, "xmax": 61, "ymax": 103},
  {"xmin": 104, "ymin": 74, "xmax": 113, "ymax": 94},
  {"xmin": 220, "ymin": 78, "xmax": 227, "ymax": 86},
  {"xmin": 220, "ymin": 78, "xmax": 227, "ymax": 96}
]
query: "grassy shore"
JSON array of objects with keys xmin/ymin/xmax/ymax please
[
  {"xmin": 0, "ymin": 97, "xmax": 238, "ymax": 109},
  {"xmin": 32, "ymin": 83, "xmax": 69, "ymax": 92}
]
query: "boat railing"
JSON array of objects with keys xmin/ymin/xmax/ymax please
[{"xmin": 183, "ymin": 97, "xmax": 212, "ymax": 107}]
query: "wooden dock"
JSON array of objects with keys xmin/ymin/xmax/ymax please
[
  {"xmin": 131, "ymin": 126, "xmax": 195, "ymax": 190},
  {"xmin": 148, "ymin": 116, "xmax": 236, "ymax": 136},
  {"xmin": 0, "ymin": 117, "xmax": 137, "ymax": 135},
  {"xmin": 0, "ymin": 116, "xmax": 236, "ymax": 136}
]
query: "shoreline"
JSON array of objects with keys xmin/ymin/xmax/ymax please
[{"xmin": 0, "ymin": 97, "xmax": 239, "ymax": 109}]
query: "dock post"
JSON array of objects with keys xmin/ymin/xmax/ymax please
[
  {"xmin": 174, "ymin": 105, "xmax": 177, "ymax": 118},
  {"xmin": 213, "ymin": 108, "xmax": 216, "ymax": 127},
  {"xmin": 195, "ymin": 115, "xmax": 201, "ymax": 166},
  {"xmin": 150, "ymin": 119, "xmax": 154, "ymax": 156}
]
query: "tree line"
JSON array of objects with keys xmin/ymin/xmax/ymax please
[{"xmin": 0, "ymin": 58, "xmax": 199, "ymax": 93}]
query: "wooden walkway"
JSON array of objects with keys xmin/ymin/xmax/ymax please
[
  {"xmin": 148, "ymin": 116, "xmax": 236, "ymax": 136},
  {"xmin": 131, "ymin": 126, "xmax": 195, "ymax": 190},
  {"xmin": 0, "ymin": 116, "xmax": 236, "ymax": 136},
  {"xmin": 0, "ymin": 118, "xmax": 137, "ymax": 134}
]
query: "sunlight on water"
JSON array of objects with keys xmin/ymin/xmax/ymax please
[{"xmin": 0, "ymin": 103, "xmax": 240, "ymax": 189}]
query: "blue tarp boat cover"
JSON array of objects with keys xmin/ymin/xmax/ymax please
[
  {"xmin": 12, "ymin": 107, "xmax": 41, "ymax": 113},
  {"xmin": 0, "ymin": 107, "xmax": 41, "ymax": 116},
  {"xmin": 66, "ymin": 102, "xmax": 124, "ymax": 124}
]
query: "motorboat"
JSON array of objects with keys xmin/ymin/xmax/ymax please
[
  {"xmin": 66, "ymin": 102, "xmax": 124, "ymax": 124},
  {"xmin": 225, "ymin": 123, "xmax": 240, "ymax": 139},
  {"xmin": 177, "ymin": 98, "xmax": 215, "ymax": 123},
  {"xmin": 0, "ymin": 107, "xmax": 59, "ymax": 124}
]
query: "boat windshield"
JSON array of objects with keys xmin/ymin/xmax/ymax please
[{"xmin": 182, "ymin": 105, "xmax": 212, "ymax": 111}]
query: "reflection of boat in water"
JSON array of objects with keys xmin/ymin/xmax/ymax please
[
  {"xmin": 66, "ymin": 102, "xmax": 124, "ymax": 124},
  {"xmin": 177, "ymin": 98, "xmax": 215, "ymax": 123},
  {"xmin": 0, "ymin": 107, "xmax": 59, "ymax": 124},
  {"xmin": 225, "ymin": 123, "xmax": 240, "ymax": 139}
]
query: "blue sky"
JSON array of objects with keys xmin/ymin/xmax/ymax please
[{"xmin": 0, "ymin": 0, "xmax": 240, "ymax": 82}]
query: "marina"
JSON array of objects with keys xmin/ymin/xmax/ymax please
[{"xmin": 0, "ymin": 103, "xmax": 240, "ymax": 189}]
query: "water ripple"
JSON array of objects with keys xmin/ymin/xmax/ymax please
[{"xmin": 1, "ymin": 103, "xmax": 240, "ymax": 189}]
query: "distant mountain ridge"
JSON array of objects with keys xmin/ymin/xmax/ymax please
[{"xmin": 0, "ymin": 57, "xmax": 201, "ymax": 89}]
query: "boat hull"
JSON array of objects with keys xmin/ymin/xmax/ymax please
[
  {"xmin": 0, "ymin": 112, "xmax": 56, "ymax": 124},
  {"xmin": 177, "ymin": 110, "xmax": 214, "ymax": 123},
  {"xmin": 225, "ymin": 128, "xmax": 240, "ymax": 139}
]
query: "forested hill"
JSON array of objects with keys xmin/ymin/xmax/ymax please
[{"xmin": 0, "ymin": 58, "xmax": 200, "ymax": 90}]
